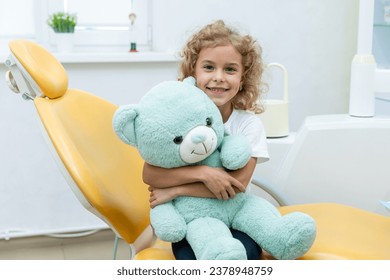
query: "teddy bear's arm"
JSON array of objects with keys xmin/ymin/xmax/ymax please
[{"xmin": 219, "ymin": 135, "xmax": 251, "ymax": 170}]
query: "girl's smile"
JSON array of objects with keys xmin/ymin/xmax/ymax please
[{"xmin": 206, "ymin": 87, "xmax": 228, "ymax": 94}]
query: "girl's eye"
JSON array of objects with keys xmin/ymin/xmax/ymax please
[
  {"xmin": 203, "ymin": 65, "xmax": 214, "ymax": 71},
  {"xmin": 173, "ymin": 136, "xmax": 183, "ymax": 144},
  {"xmin": 206, "ymin": 117, "xmax": 212, "ymax": 126},
  {"xmin": 226, "ymin": 67, "xmax": 237, "ymax": 73}
]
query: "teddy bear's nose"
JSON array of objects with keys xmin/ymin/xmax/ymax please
[{"xmin": 191, "ymin": 134, "xmax": 206, "ymax": 144}]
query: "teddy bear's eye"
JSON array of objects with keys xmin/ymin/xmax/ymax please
[
  {"xmin": 206, "ymin": 117, "xmax": 212, "ymax": 126},
  {"xmin": 173, "ymin": 136, "xmax": 183, "ymax": 144}
]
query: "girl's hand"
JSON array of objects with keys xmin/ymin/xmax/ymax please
[
  {"xmin": 200, "ymin": 167, "xmax": 245, "ymax": 200},
  {"xmin": 149, "ymin": 186, "xmax": 178, "ymax": 208}
]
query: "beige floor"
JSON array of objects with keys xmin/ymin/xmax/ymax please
[{"xmin": 0, "ymin": 229, "xmax": 131, "ymax": 260}]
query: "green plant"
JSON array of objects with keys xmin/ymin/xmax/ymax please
[{"xmin": 47, "ymin": 12, "xmax": 77, "ymax": 33}]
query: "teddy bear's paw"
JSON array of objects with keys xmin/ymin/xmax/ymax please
[
  {"xmin": 220, "ymin": 135, "xmax": 251, "ymax": 170},
  {"xmin": 199, "ymin": 237, "xmax": 247, "ymax": 260},
  {"xmin": 155, "ymin": 227, "xmax": 187, "ymax": 243},
  {"xmin": 264, "ymin": 212, "xmax": 316, "ymax": 260}
]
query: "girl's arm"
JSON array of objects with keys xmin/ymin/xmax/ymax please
[
  {"xmin": 147, "ymin": 157, "xmax": 257, "ymax": 208},
  {"xmin": 143, "ymin": 162, "xmax": 246, "ymax": 198},
  {"xmin": 228, "ymin": 157, "xmax": 257, "ymax": 190},
  {"xmin": 143, "ymin": 164, "xmax": 208, "ymax": 188},
  {"xmin": 149, "ymin": 183, "xmax": 214, "ymax": 208}
]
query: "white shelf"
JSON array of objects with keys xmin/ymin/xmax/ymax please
[
  {"xmin": 266, "ymin": 132, "xmax": 296, "ymax": 144},
  {"xmin": 1, "ymin": 51, "xmax": 180, "ymax": 64}
]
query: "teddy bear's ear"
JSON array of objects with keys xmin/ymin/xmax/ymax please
[
  {"xmin": 112, "ymin": 104, "xmax": 138, "ymax": 146},
  {"xmin": 183, "ymin": 76, "xmax": 196, "ymax": 86}
]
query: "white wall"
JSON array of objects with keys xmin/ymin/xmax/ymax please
[
  {"xmin": 64, "ymin": 62, "xmax": 179, "ymax": 105},
  {"xmin": 0, "ymin": 0, "xmax": 361, "ymax": 237},
  {"xmin": 152, "ymin": 0, "xmax": 359, "ymax": 130}
]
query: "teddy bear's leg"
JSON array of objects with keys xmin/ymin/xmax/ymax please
[
  {"xmin": 150, "ymin": 202, "xmax": 187, "ymax": 242},
  {"xmin": 231, "ymin": 195, "xmax": 316, "ymax": 260},
  {"xmin": 186, "ymin": 217, "xmax": 247, "ymax": 260}
]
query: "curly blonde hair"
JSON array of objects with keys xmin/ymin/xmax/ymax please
[{"xmin": 179, "ymin": 20, "xmax": 266, "ymax": 113}]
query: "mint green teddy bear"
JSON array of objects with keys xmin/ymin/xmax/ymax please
[{"xmin": 113, "ymin": 77, "xmax": 316, "ymax": 260}]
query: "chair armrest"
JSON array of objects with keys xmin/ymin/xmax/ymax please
[{"xmin": 250, "ymin": 177, "xmax": 287, "ymax": 206}]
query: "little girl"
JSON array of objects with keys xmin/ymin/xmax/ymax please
[{"xmin": 143, "ymin": 20, "xmax": 269, "ymax": 260}]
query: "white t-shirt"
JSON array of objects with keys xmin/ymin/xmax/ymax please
[{"xmin": 224, "ymin": 109, "xmax": 269, "ymax": 164}]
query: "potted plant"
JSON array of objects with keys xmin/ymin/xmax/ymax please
[
  {"xmin": 47, "ymin": 12, "xmax": 77, "ymax": 33},
  {"xmin": 47, "ymin": 12, "xmax": 77, "ymax": 53}
]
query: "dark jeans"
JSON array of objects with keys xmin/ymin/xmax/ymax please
[{"xmin": 172, "ymin": 229, "xmax": 262, "ymax": 260}]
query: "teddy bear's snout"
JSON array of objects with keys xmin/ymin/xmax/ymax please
[
  {"xmin": 179, "ymin": 125, "xmax": 218, "ymax": 164},
  {"xmin": 191, "ymin": 134, "xmax": 207, "ymax": 144}
]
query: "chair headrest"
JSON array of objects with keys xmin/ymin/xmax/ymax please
[{"xmin": 9, "ymin": 40, "xmax": 68, "ymax": 99}]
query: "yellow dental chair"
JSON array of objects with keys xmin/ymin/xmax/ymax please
[{"xmin": 5, "ymin": 39, "xmax": 390, "ymax": 260}]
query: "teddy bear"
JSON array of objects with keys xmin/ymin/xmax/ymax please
[{"xmin": 112, "ymin": 77, "xmax": 316, "ymax": 260}]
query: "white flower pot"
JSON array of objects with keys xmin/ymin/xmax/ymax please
[{"xmin": 55, "ymin": 33, "xmax": 74, "ymax": 53}]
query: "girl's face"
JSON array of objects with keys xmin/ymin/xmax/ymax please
[{"xmin": 194, "ymin": 44, "xmax": 243, "ymax": 121}]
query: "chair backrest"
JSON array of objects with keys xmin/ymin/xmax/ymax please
[{"xmin": 6, "ymin": 39, "xmax": 151, "ymax": 245}]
